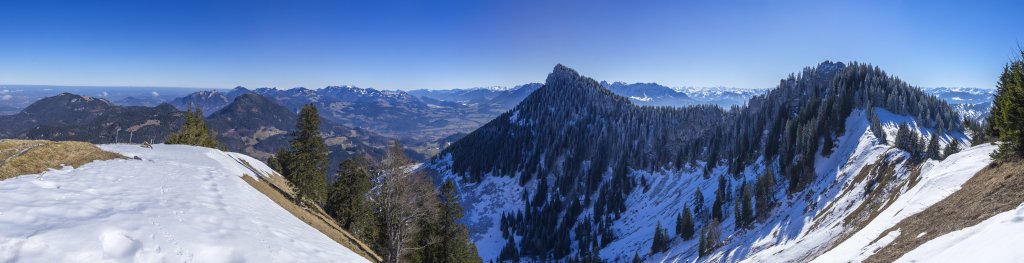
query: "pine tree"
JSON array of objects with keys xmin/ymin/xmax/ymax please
[
  {"xmin": 698, "ymin": 219, "xmax": 720, "ymax": 257},
  {"xmin": 498, "ymin": 234, "xmax": 518, "ymax": 261},
  {"xmin": 754, "ymin": 171, "xmax": 776, "ymax": 220},
  {"xmin": 735, "ymin": 181, "xmax": 754, "ymax": 229},
  {"xmin": 895, "ymin": 123, "xmax": 913, "ymax": 151},
  {"xmin": 631, "ymin": 252, "xmax": 641, "ymax": 263},
  {"xmin": 284, "ymin": 104, "xmax": 329, "ymax": 206},
  {"xmin": 868, "ymin": 106, "xmax": 887, "ymax": 144},
  {"xmin": 435, "ymin": 180, "xmax": 483, "ymax": 263},
  {"xmin": 693, "ymin": 189, "xmax": 705, "ymax": 217},
  {"xmin": 325, "ymin": 156, "xmax": 374, "ymax": 239},
  {"xmin": 988, "ymin": 51, "xmax": 1024, "ymax": 159},
  {"xmin": 943, "ymin": 139, "xmax": 961, "ymax": 158},
  {"xmin": 165, "ymin": 105, "xmax": 219, "ymax": 148},
  {"xmin": 650, "ymin": 221, "xmax": 670, "ymax": 254},
  {"xmin": 926, "ymin": 134, "xmax": 941, "ymax": 160},
  {"xmin": 711, "ymin": 176, "xmax": 727, "ymax": 221},
  {"xmin": 267, "ymin": 155, "xmax": 283, "ymax": 173},
  {"xmin": 676, "ymin": 205, "xmax": 695, "ymax": 240}
]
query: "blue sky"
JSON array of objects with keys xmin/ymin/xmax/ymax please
[{"xmin": 1, "ymin": 0, "xmax": 1021, "ymax": 90}]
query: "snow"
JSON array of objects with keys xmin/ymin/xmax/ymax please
[
  {"xmin": 0, "ymin": 144, "xmax": 368, "ymax": 263},
  {"xmin": 432, "ymin": 106, "xmax": 991, "ymax": 262},
  {"xmin": 426, "ymin": 154, "xmax": 530, "ymax": 262},
  {"xmin": 628, "ymin": 95, "xmax": 653, "ymax": 102},
  {"xmin": 813, "ymin": 143, "xmax": 996, "ymax": 262},
  {"xmin": 898, "ymin": 203, "xmax": 1024, "ymax": 263}
]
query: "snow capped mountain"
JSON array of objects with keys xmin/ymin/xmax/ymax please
[
  {"xmin": 0, "ymin": 144, "xmax": 370, "ymax": 262},
  {"xmin": 600, "ymin": 81, "xmax": 694, "ymax": 107},
  {"xmin": 677, "ymin": 86, "xmax": 768, "ymax": 107},
  {"xmin": 169, "ymin": 87, "xmax": 253, "ymax": 116},
  {"xmin": 921, "ymin": 87, "xmax": 995, "ymax": 122}
]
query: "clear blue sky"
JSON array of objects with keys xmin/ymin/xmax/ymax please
[{"xmin": 1, "ymin": 0, "xmax": 1021, "ymax": 90}]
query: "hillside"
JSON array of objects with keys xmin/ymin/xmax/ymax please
[
  {"xmin": 205, "ymin": 93, "xmax": 391, "ymax": 174},
  {"xmin": 0, "ymin": 143, "xmax": 373, "ymax": 262},
  {"xmin": 0, "ymin": 93, "xmax": 183, "ymax": 143},
  {"xmin": 428, "ymin": 62, "xmax": 968, "ymax": 262},
  {"xmin": 0, "ymin": 92, "xmax": 393, "ymax": 170}
]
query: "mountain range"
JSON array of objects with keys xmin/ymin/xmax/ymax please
[
  {"xmin": 0, "ymin": 63, "xmax": 1007, "ymax": 262},
  {"xmin": 427, "ymin": 62, "xmax": 983, "ymax": 262}
]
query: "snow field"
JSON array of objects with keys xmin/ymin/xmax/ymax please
[{"xmin": 0, "ymin": 144, "xmax": 368, "ymax": 263}]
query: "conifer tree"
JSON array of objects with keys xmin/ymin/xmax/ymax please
[
  {"xmin": 943, "ymin": 139, "xmax": 961, "ymax": 158},
  {"xmin": 988, "ymin": 51, "xmax": 1024, "ymax": 159},
  {"xmin": 693, "ymin": 189, "xmax": 705, "ymax": 218},
  {"xmin": 498, "ymin": 234, "xmax": 518, "ymax": 261},
  {"xmin": 735, "ymin": 181, "xmax": 754, "ymax": 229},
  {"xmin": 754, "ymin": 171, "xmax": 776, "ymax": 220},
  {"xmin": 267, "ymin": 155, "xmax": 283, "ymax": 173},
  {"xmin": 926, "ymin": 134, "xmax": 941, "ymax": 160},
  {"xmin": 326, "ymin": 156, "xmax": 374, "ymax": 238},
  {"xmin": 650, "ymin": 221, "xmax": 670, "ymax": 254},
  {"xmin": 632, "ymin": 252, "xmax": 641, "ymax": 263},
  {"xmin": 711, "ymin": 196, "xmax": 723, "ymax": 222},
  {"xmin": 676, "ymin": 205, "xmax": 695, "ymax": 240},
  {"xmin": 284, "ymin": 104, "xmax": 329, "ymax": 206},
  {"xmin": 698, "ymin": 219, "xmax": 720, "ymax": 257},
  {"xmin": 434, "ymin": 180, "xmax": 482, "ymax": 263},
  {"xmin": 868, "ymin": 106, "xmax": 887, "ymax": 143},
  {"xmin": 165, "ymin": 105, "xmax": 219, "ymax": 148}
]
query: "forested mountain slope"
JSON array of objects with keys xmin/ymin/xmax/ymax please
[
  {"xmin": 428, "ymin": 62, "xmax": 966, "ymax": 262},
  {"xmin": 0, "ymin": 93, "xmax": 183, "ymax": 143}
]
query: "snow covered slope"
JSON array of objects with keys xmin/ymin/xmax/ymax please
[
  {"xmin": 898, "ymin": 203, "xmax": 1024, "ymax": 263},
  {"xmin": 812, "ymin": 144, "xmax": 996, "ymax": 262},
  {"xmin": 0, "ymin": 144, "xmax": 369, "ymax": 263}
]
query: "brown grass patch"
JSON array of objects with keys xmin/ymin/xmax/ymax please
[
  {"xmin": 864, "ymin": 160, "xmax": 1024, "ymax": 262},
  {"xmin": 235, "ymin": 163, "xmax": 381, "ymax": 263},
  {"xmin": 0, "ymin": 140, "xmax": 125, "ymax": 180}
]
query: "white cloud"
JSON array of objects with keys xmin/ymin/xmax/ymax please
[
  {"xmin": 100, "ymin": 91, "xmax": 109, "ymax": 97},
  {"xmin": 1, "ymin": 95, "xmax": 12, "ymax": 100},
  {"xmin": 0, "ymin": 89, "xmax": 8, "ymax": 94},
  {"xmin": 151, "ymin": 91, "xmax": 160, "ymax": 97}
]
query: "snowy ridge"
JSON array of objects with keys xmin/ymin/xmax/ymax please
[
  {"xmin": 0, "ymin": 144, "xmax": 368, "ymax": 263},
  {"xmin": 432, "ymin": 107, "xmax": 988, "ymax": 262}
]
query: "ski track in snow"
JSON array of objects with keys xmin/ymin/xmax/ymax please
[{"xmin": 0, "ymin": 144, "xmax": 368, "ymax": 263}]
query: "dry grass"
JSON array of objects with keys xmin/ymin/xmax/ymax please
[
  {"xmin": 0, "ymin": 139, "xmax": 125, "ymax": 180},
  {"xmin": 235, "ymin": 160, "xmax": 381, "ymax": 263},
  {"xmin": 865, "ymin": 159, "xmax": 1024, "ymax": 262}
]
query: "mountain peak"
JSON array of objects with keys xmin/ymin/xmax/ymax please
[
  {"xmin": 230, "ymin": 86, "xmax": 251, "ymax": 93},
  {"xmin": 23, "ymin": 93, "xmax": 112, "ymax": 115},
  {"xmin": 546, "ymin": 64, "xmax": 583, "ymax": 84}
]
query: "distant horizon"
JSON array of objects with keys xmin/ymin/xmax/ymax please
[{"xmin": 0, "ymin": 77, "xmax": 996, "ymax": 92}]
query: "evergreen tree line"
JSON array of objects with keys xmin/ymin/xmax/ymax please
[
  {"xmin": 271, "ymin": 104, "xmax": 480, "ymax": 263},
  {"xmin": 892, "ymin": 123, "xmax": 961, "ymax": 162},
  {"xmin": 988, "ymin": 51, "xmax": 1024, "ymax": 160}
]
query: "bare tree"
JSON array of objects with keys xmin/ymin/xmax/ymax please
[{"xmin": 372, "ymin": 142, "xmax": 439, "ymax": 263}]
